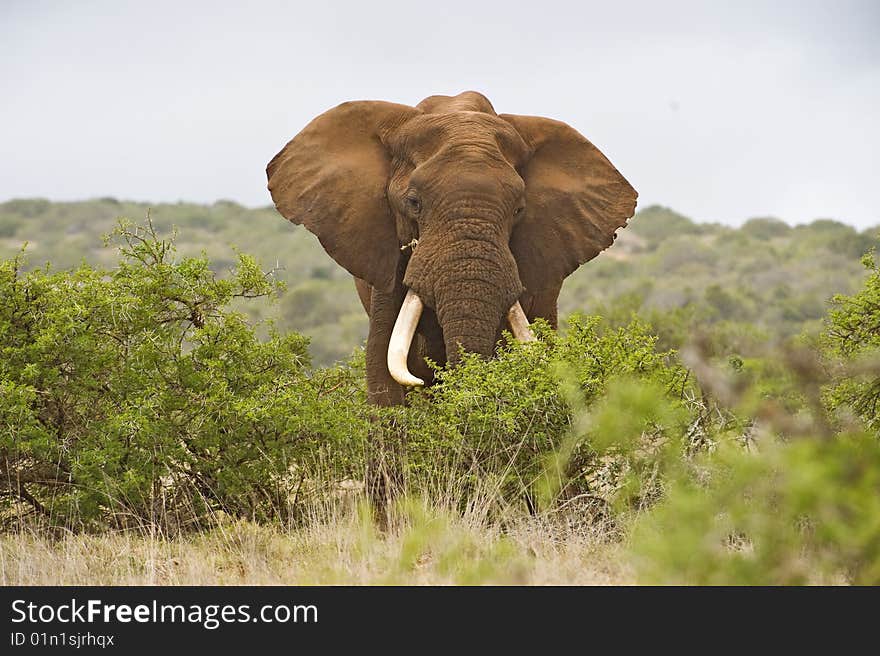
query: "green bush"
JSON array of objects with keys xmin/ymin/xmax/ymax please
[
  {"xmin": 619, "ymin": 330, "xmax": 880, "ymax": 584},
  {"xmin": 0, "ymin": 215, "xmax": 20, "ymax": 238},
  {"xmin": 630, "ymin": 426, "xmax": 880, "ymax": 584},
  {"xmin": 628, "ymin": 205, "xmax": 702, "ymax": 244},
  {"xmin": 821, "ymin": 251, "xmax": 880, "ymax": 433},
  {"xmin": 741, "ymin": 217, "xmax": 791, "ymax": 240},
  {"xmin": 398, "ymin": 315, "xmax": 694, "ymax": 509},
  {"xmin": 0, "ymin": 219, "xmax": 369, "ymax": 532}
]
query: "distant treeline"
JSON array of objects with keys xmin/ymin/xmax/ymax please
[{"xmin": 1, "ymin": 198, "xmax": 876, "ymax": 365}]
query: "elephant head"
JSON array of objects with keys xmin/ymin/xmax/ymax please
[{"xmin": 267, "ymin": 91, "xmax": 637, "ymax": 386}]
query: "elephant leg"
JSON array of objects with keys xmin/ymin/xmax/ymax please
[
  {"xmin": 364, "ymin": 285, "xmax": 407, "ymax": 525},
  {"xmin": 365, "ymin": 416, "xmax": 404, "ymax": 529},
  {"xmin": 354, "ymin": 276, "xmax": 372, "ymax": 314},
  {"xmin": 365, "ymin": 286, "xmax": 406, "ymax": 406}
]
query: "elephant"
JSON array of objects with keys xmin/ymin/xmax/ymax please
[{"xmin": 267, "ymin": 91, "xmax": 637, "ymax": 407}]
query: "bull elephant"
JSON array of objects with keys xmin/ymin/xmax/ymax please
[{"xmin": 267, "ymin": 91, "xmax": 637, "ymax": 406}]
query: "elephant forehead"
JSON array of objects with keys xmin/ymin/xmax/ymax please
[{"xmin": 389, "ymin": 112, "xmax": 529, "ymax": 166}]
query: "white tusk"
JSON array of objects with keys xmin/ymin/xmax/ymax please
[
  {"xmin": 387, "ymin": 289, "xmax": 425, "ymax": 386},
  {"xmin": 507, "ymin": 301, "xmax": 537, "ymax": 342}
]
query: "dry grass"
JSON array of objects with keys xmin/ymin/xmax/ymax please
[{"xmin": 0, "ymin": 500, "xmax": 633, "ymax": 585}]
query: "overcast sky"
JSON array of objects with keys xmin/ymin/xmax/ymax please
[{"xmin": 2, "ymin": 0, "xmax": 878, "ymax": 227}]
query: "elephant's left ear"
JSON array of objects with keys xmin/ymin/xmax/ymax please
[{"xmin": 500, "ymin": 114, "xmax": 637, "ymax": 293}]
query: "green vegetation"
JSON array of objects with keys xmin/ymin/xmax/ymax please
[
  {"xmin": 821, "ymin": 251, "xmax": 880, "ymax": 434},
  {"xmin": 0, "ymin": 219, "xmax": 689, "ymax": 531},
  {"xmin": 1, "ymin": 201, "xmax": 879, "ymax": 585},
  {"xmin": 0, "ymin": 219, "xmax": 371, "ymax": 531}
]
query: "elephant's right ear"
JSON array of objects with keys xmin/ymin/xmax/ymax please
[{"xmin": 267, "ymin": 101, "xmax": 420, "ymax": 293}]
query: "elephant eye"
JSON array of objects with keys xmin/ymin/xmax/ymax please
[
  {"xmin": 514, "ymin": 206, "xmax": 525, "ymax": 218},
  {"xmin": 405, "ymin": 193, "xmax": 421, "ymax": 215}
]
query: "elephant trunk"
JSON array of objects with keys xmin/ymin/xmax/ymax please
[
  {"xmin": 431, "ymin": 235, "xmax": 524, "ymax": 364},
  {"xmin": 436, "ymin": 289, "xmax": 506, "ymax": 364}
]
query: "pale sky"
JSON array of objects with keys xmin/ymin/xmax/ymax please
[{"xmin": 2, "ymin": 0, "xmax": 878, "ymax": 227}]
